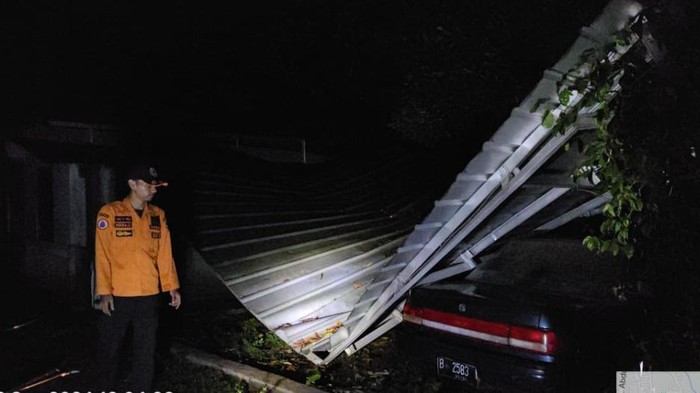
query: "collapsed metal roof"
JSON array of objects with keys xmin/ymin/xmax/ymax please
[{"xmin": 192, "ymin": 0, "xmax": 648, "ymax": 365}]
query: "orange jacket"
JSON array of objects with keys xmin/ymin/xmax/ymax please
[{"xmin": 95, "ymin": 198, "xmax": 180, "ymax": 297}]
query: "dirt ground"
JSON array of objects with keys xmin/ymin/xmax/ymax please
[
  {"xmin": 7, "ymin": 297, "xmax": 698, "ymax": 393},
  {"xmin": 172, "ymin": 308, "xmax": 448, "ymax": 393}
]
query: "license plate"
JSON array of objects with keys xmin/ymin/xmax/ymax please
[{"xmin": 436, "ymin": 356, "xmax": 479, "ymax": 383}]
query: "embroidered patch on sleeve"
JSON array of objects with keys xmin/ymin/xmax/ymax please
[
  {"xmin": 97, "ymin": 218, "xmax": 109, "ymax": 230},
  {"xmin": 116, "ymin": 230, "xmax": 133, "ymax": 237}
]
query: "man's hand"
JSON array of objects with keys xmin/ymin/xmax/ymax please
[
  {"xmin": 99, "ymin": 294, "xmax": 114, "ymax": 316},
  {"xmin": 169, "ymin": 289, "xmax": 181, "ymax": 310}
]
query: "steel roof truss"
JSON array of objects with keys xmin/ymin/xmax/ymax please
[{"xmin": 536, "ymin": 193, "xmax": 612, "ymax": 232}]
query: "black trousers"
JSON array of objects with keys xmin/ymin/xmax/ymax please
[{"xmin": 96, "ymin": 295, "xmax": 159, "ymax": 393}]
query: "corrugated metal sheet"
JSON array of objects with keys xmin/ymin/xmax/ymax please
[
  {"xmin": 192, "ymin": 148, "xmax": 442, "ymax": 364},
  {"xmin": 193, "ymin": 0, "xmax": 646, "ymax": 365}
]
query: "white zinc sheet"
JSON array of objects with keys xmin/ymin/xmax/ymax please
[
  {"xmin": 323, "ymin": 0, "xmax": 646, "ymax": 364},
  {"xmin": 197, "ymin": 0, "xmax": 648, "ymax": 366}
]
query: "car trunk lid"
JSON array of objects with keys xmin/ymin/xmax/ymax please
[{"xmin": 402, "ymin": 281, "xmax": 563, "ymax": 357}]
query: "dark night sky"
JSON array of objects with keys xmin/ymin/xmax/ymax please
[
  {"xmin": 4, "ymin": 1, "xmax": 400, "ymax": 136},
  {"xmin": 3, "ymin": 0, "xmax": 610, "ymax": 143}
]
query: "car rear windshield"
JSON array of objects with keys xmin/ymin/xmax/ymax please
[{"xmin": 467, "ymin": 237, "xmax": 624, "ymax": 300}]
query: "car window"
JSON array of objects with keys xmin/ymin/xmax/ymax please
[{"xmin": 467, "ymin": 237, "xmax": 624, "ymax": 300}]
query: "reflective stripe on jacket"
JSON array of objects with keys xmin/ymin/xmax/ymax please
[{"xmin": 95, "ymin": 197, "xmax": 180, "ymax": 296}]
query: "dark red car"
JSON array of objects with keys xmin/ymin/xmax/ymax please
[{"xmin": 398, "ymin": 237, "xmax": 653, "ymax": 393}]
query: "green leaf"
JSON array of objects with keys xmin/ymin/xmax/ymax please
[
  {"xmin": 306, "ymin": 370, "xmax": 322, "ymax": 386},
  {"xmin": 630, "ymin": 197, "xmax": 643, "ymax": 212},
  {"xmin": 553, "ymin": 34, "xmax": 645, "ymax": 259},
  {"xmin": 559, "ymin": 89, "xmax": 572, "ymax": 106},
  {"xmin": 618, "ymin": 228, "xmax": 629, "ymax": 242},
  {"xmin": 583, "ymin": 235, "xmax": 600, "ymax": 251},
  {"xmin": 542, "ymin": 110, "xmax": 555, "ymax": 129},
  {"xmin": 610, "ymin": 242, "xmax": 620, "ymax": 256},
  {"xmin": 603, "ymin": 203, "xmax": 616, "ymax": 217},
  {"xmin": 614, "ymin": 220, "xmax": 622, "ymax": 233}
]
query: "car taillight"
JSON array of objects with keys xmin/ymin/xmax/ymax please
[
  {"xmin": 402, "ymin": 303, "xmax": 423, "ymax": 324},
  {"xmin": 509, "ymin": 325, "xmax": 557, "ymax": 354},
  {"xmin": 402, "ymin": 304, "xmax": 558, "ymax": 355}
]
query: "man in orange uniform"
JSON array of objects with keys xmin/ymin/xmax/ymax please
[{"xmin": 94, "ymin": 164, "xmax": 181, "ymax": 392}]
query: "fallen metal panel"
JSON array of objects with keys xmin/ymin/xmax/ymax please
[
  {"xmin": 192, "ymin": 149, "xmax": 439, "ymax": 365},
  {"xmin": 191, "ymin": 0, "xmax": 647, "ymax": 366},
  {"xmin": 321, "ymin": 0, "xmax": 646, "ymax": 363},
  {"xmin": 536, "ymin": 193, "xmax": 612, "ymax": 232},
  {"xmin": 416, "ymin": 186, "xmax": 576, "ymax": 287}
]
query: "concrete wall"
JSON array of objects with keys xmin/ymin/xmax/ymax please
[
  {"xmin": 3, "ymin": 138, "xmax": 120, "ymax": 309},
  {"xmin": 54, "ymin": 163, "xmax": 86, "ymax": 247}
]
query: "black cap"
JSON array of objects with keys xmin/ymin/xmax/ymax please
[{"xmin": 126, "ymin": 164, "xmax": 165, "ymax": 185}]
